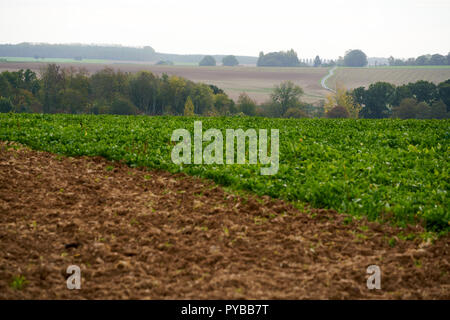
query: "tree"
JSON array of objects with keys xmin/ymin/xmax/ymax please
[
  {"xmin": 359, "ymin": 82, "xmax": 395, "ymax": 118},
  {"xmin": 428, "ymin": 100, "xmax": 448, "ymax": 119},
  {"xmin": 237, "ymin": 93, "xmax": 257, "ymax": 116},
  {"xmin": 66, "ymin": 68, "xmax": 90, "ymax": 97},
  {"xmin": 392, "ymin": 98, "xmax": 447, "ymax": 119},
  {"xmin": 392, "ymin": 84, "xmax": 412, "ymax": 106},
  {"xmin": 184, "ymin": 96, "xmax": 195, "ymax": 116},
  {"xmin": 0, "ymin": 73, "xmax": 12, "ymax": 98},
  {"xmin": 90, "ymin": 67, "xmax": 127, "ymax": 103},
  {"xmin": 129, "ymin": 71, "xmax": 158, "ymax": 114},
  {"xmin": 109, "ymin": 96, "xmax": 137, "ymax": 115},
  {"xmin": 429, "ymin": 54, "xmax": 447, "ymax": 66},
  {"xmin": 343, "ymin": 49, "xmax": 368, "ymax": 67},
  {"xmin": 222, "ymin": 55, "xmax": 239, "ymax": 66},
  {"xmin": 351, "ymin": 87, "xmax": 366, "ymax": 105},
  {"xmin": 0, "ymin": 97, "xmax": 13, "ymax": 113},
  {"xmin": 438, "ymin": 79, "xmax": 450, "ymax": 111},
  {"xmin": 167, "ymin": 76, "xmax": 188, "ymax": 114},
  {"xmin": 324, "ymin": 85, "xmax": 361, "ymax": 118},
  {"xmin": 199, "ymin": 56, "xmax": 216, "ymax": 66},
  {"xmin": 407, "ymin": 80, "xmax": 438, "ymax": 104},
  {"xmin": 326, "ymin": 106, "xmax": 349, "ymax": 118},
  {"xmin": 392, "ymin": 98, "xmax": 420, "ymax": 119},
  {"xmin": 39, "ymin": 64, "xmax": 64, "ymax": 113},
  {"xmin": 191, "ymin": 83, "xmax": 214, "ymax": 115},
  {"xmin": 313, "ymin": 55, "xmax": 322, "ymax": 67},
  {"xmin": 257, "ymin": 49, "xmax": 300, "ymax": 67},
  {"xmin": 270, "ymin": 81, "xmax": 304, "ymax": 115},
  {"xmin": 60, "ymin": 88, "xmax": 88, "ymax": 113},
  {"xmin": 415, "ymin": 55, "xmax": 429, "ymax": 66},
  {"xmin": 388, "ymin": 56, "xmax": 395, "ymax": 66},
  {"xmin": 214, "ymin": 93, "xmax": 234, "ymax": 115},
  {"xmin": 208, "ymin": 84, "xmax": 224, "ymax": 95}
]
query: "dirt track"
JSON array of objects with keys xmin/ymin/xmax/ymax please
[{"xmin": 0, "ymin": 141, "xmax": 448, "ymax": 299}]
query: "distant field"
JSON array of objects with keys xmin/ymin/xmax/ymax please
[
  {"xmin": 0, "ymin": 61, "xmax": 329, "ymax": 104},
  {"xmin": 326, "ymin": 66, "xmax": 450, "ymax": 91},
  {"xmin": 0, "ymin": 56, "xmax": 112, "ymax": 64}
]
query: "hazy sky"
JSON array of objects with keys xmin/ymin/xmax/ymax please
[{"xmin": 1, "ymin": 0, "xmax": 449, "ymax": 59}]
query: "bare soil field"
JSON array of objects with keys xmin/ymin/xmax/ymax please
[
  {"xmin": 0, "ymin": 142, "xmax": 449, "ymax": 299},
  {"xmin": 0, "ymin": 62, "xmax": 329, "ymax": 104},
  {"xmin": 326, "ymin": 67, "xmax": 450, "ymax": 91}
]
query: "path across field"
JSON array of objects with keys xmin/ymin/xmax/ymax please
[{"xmin": 321, "ymin": 66, "xmax": 337, "ymax": 92}]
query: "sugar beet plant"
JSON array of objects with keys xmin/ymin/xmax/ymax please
[{"xmin": 0, "ymin": 114, "xmax": 448, "ymax": 232}]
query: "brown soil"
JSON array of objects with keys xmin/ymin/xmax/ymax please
[{"xmin": 0, "ymin": 141, "xmax": 448, "ymax": 299}]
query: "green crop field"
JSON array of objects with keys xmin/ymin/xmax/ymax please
[
  {"xmin": 326, "ymin": 66, "xmax": 450, "ymax": 91},
  {"xmin": 0, "ymin": 114, "xmax": 448, "ymax": 232}
]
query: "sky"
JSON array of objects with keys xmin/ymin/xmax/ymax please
[{"xmin": 0, "ymin": 0, "xmax": 449, "ymax": 59}]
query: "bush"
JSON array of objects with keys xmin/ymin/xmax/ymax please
[
  {"xmin": 326, "ymin": 106, "xmax": 349, "ymax": 118},
  {"xmin": 199, "ymin": 56, "xmax": 216, "ymax": 66},
  {"xmin": 109, "ymin": 96, "xmax": 137, "ymax": 115},
  {"xmin": 284, "ymin": 107, "xmax": 308, "ymax": 118}
]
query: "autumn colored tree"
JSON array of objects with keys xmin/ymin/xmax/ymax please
[
  {"xmin": 324, "ymin": 84, "xmax": 361, "ymax": 118},
  {"xmin": 184, "ymin": 96, "xmax": 195, "ymax": 116}
]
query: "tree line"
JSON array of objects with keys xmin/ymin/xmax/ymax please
[
  {"xmin": 323, "ymin": 79, "xmax": 450, "ymax": 119},
  {"xmin": 0, "ymin": 43, "xmax": 156, "ymax": 61},
  {"xmin": 351, "ymin": 80, "xmax": 450, "ymax": 119},
  {"xmin": 0, "ymin": 64, "xmax": 448, "ymax": 119},
  {"xmin": 388, "ymin": 53, "xmax": 450, "ymax": 67},
  {"xmin": 0, "ymin": 65, "xmax": 317, "ymax": 118},
  {"xmin": 255, "ymin": 49, "xmax": 368, "ymax": 68},
  {"xmin": 0, "ymin": 65, "xmax": 239, "ymax": 116},
  {"xmin": 0, "ymin": 43, "xmax": 258, "ymax": 65}
]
